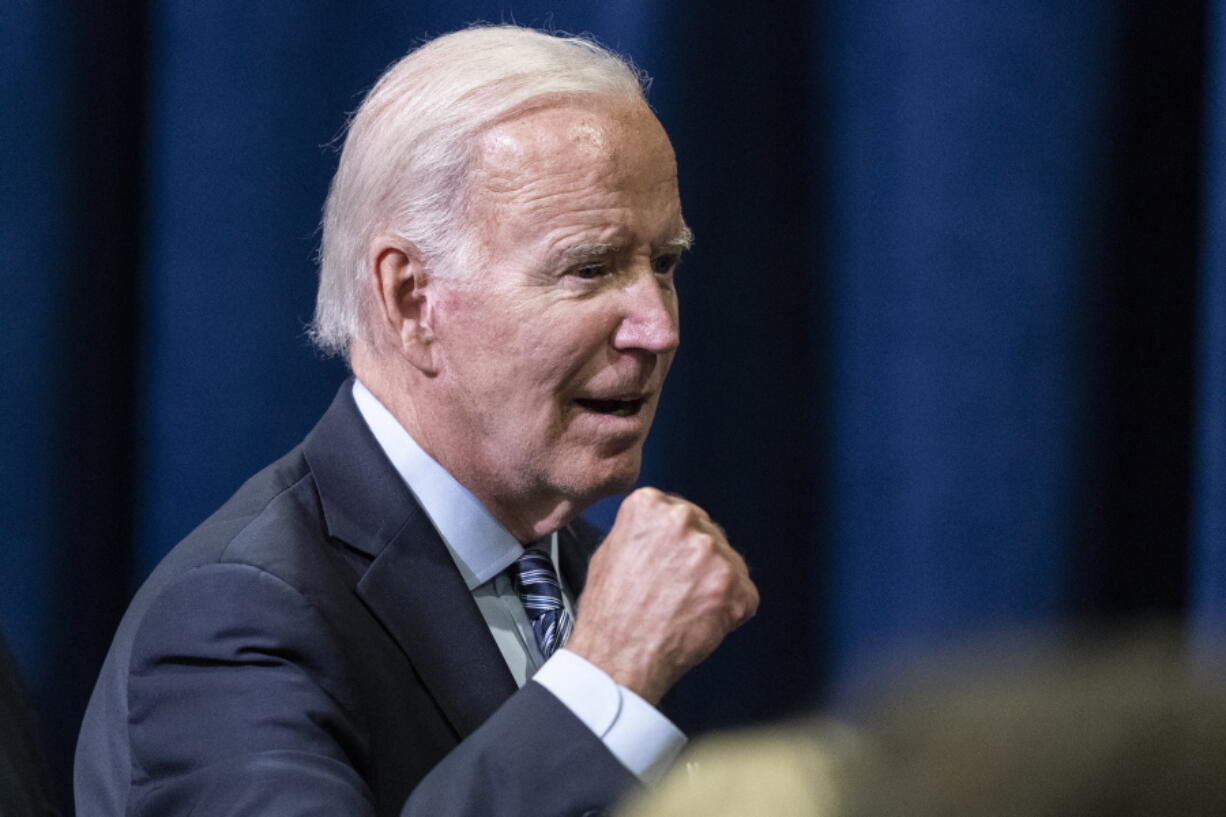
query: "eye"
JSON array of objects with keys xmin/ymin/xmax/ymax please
[
  {"xmin": 651, "ymin": 254, "xmax": 681, "ymax": 276},
  {"xmin": 570, "ymin": 264, "xmax": 609, "ymax": 280}
]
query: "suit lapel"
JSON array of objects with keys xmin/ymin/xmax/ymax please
[
  {"xmin": 559, "ymin": 516, "xmax": 605, "ymax": 599},
  {"xmin": 303, "ymin": 381, "xmax": 516, "ymax": 739},
  {"xmin": 356, "ymin": 514, "xmax": 518, "ymax": 737}
]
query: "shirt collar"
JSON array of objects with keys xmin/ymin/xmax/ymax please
[{"xmin": 351, "ymin": 379, "xmax": 524, "ymax": 590}]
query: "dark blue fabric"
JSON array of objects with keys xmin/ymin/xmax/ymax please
[
  {"xmin": 1194, "ymin": 1, "xmax": 1226, "ymax": 632},
  {"xmin": 2, "ymin": 0, "xmax": 67, "ymax": 702},
  {"xmin": 818, "ymin": 0, "xmax": 1121, "ymax": 681},
  {"xmin": 3, "ymin": 0, "xmax": 1225, "ymax": 808}
]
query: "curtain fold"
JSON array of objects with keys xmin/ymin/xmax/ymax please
[
  {"xmin": 1193, "ymin": 0, "xmax": 1226, "ymax": 633},
  {"xmin": 818, "ymin": 1, "xmax": 1122, "ymax": 684}
]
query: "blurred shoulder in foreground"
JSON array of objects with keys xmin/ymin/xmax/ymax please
[{"xmin": 620, "ymin": 626, "xmax": 1226, "ymax": 817}]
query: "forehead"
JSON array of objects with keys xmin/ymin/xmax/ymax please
[{"xmin": 470, "ymin": 101, "xmax": 678, "ymax": 200}]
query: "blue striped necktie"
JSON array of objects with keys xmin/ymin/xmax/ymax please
[{"xmin": 510, "ymin": 546, "xmax": 573, "ymax": 659}]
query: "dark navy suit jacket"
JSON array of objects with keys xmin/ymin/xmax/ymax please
[{"xmin": 75, "ymin": 381, "xmax": 634, "ymax": 816}]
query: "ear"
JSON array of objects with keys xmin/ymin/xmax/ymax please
[{"xmin": 369, "ymin": 236, "xmax": 438, "ymax": 374}]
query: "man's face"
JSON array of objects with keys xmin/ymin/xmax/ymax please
[{"xmin": 424, "ymin": 101, "xmax": 685, "ymax": 522}]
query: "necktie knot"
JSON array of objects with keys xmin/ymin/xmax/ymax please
[{"xmin": 510, "ymin": 547, "xmax": 573, "ymax": 659}]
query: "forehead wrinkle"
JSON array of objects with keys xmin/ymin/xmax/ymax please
[
  {"xmin": 475, "ymin": 120, "xmax": 619, "ymax": 191},
  {"xmin": 466, "ymin": 104, "xmax": 682, "ymax": 262},
  {"xmin": 472, "ymin": 107, "xmax": 675, "ymax": 199},
  {"xmin": 479, "ymin": 167, "xmax": 617, "ymax": 208},
  {"xmin": 477, "ymin": 165, "xmax": 678, "ymax": 224}
]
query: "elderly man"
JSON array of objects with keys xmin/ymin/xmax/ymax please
[{"xmin": 74, "ymin": 24, "xmax": 757, "ymax": 817}]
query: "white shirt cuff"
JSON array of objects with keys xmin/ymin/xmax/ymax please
[{"xmin": 533, "ymin": 649, "xmax": 687, "ymax": 785}]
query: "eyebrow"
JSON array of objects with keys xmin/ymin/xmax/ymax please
[
  {"xmin": 667, "ymin": 225, "xmax": 695, "ymax": 251},
  {"xmin": 559, "ymin": 226, "xmax": 695, "ymax": 261},
  {"xmin": 562, "ymin": 242, "xmax": 619, "ymax": 261}
]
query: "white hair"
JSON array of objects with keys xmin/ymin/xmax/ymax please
[{"xmin": 311, "ymin": 25, "xmax": 650, "ymax": 357}]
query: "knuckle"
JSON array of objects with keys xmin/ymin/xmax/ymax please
[
  {"xmin": 744, "ymin": 583, "xmax": 761, "ymax": 614},
  {"xmin": 622, "ymin": 489, "xmax": 648, "ymax": 511},
  {"xmin": 635, "ymin": 486, "xmax": 664, "ymax": 502},
  {"xmin": 685, "ymin": 530, "xmax": 717, "ymax": 560}
]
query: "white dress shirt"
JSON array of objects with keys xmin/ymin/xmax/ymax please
[{"xmin": 352, "ymin": 380, "xmax": 685, "ymax": 784}]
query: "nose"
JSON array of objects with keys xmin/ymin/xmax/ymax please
[{"xmin": 611, "ymin": 269, "xmax": 680, "ymax": 354}]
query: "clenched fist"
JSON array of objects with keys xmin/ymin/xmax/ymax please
[{"xmin": 565, "ymin": 487, "xmax": 759, "ymax": 705}]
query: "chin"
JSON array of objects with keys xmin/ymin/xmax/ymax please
[{"xmin": 562, "ymin": 450, "xmax": 643, "ymax": 506}]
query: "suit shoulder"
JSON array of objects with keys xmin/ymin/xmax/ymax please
[{"xmin": 142, "ymin": 444, "xmax": 341, "ymax": 593}]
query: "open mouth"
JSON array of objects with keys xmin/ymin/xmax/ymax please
[{"xmin": 574, "ymin": 397, "xmax": 646, "ymax": 417}]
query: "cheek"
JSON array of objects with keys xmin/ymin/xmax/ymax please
[{"xmin": 523, "ymin": 318, "xmax": 611, "ymax": 385}]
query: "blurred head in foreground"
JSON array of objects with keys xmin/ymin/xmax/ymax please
[{"xmin": 620, "ymin": 628, "xmax": 1226, "ymax": 817}]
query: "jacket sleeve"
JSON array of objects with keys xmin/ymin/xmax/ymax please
[
  {"xmin": 401, "ymin": 681, "xmax": 636, "ymax": 817},
  {"xmin": 124, "ymin": 562, "xmax": 636, "ymax": 817},
  {"xmin": 126, "ymin": 563, "xmax": 376, "ymax": 816}
]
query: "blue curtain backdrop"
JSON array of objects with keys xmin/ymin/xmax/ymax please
[{"xmin": 4, "ymin": 0, "xmax": 1225, "ymax": 809}]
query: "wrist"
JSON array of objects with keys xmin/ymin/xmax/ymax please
[{"xmin": 566, "ymin": 633, "xmax": 669, "ymax": 705}]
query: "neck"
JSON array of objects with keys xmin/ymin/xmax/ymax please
[
  {"xmin": 352, "ymin": 346, "xmax": 581, "ymax": 543},
  {"xmin": 459, "ymin": 478, "xmax": 582, "ymax": 543}
]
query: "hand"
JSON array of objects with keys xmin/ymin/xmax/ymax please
[{"xmin": 565, "ymin": 487, "xmax": 759, "ymax": 705}]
